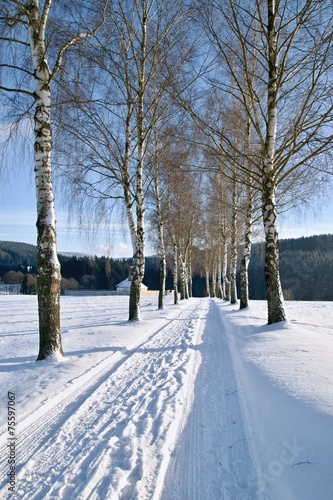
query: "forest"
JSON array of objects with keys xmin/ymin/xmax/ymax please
[
  {"xmin": 1, "ymin": 234, "xmax": 332, "ymax": 301},
  {"xmin": 1, "ymin": 0, "xmax": 333, "ymax": 359}
]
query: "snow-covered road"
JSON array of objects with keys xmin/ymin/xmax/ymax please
[
  {"xmin": 1, "ymin": 295, "xmax": 332, "ymax": 499},
  {"xmin": 1, "ymin": 298, "xmax": 214, "ymax": 499},
  {"xmin": 162, "ymin": 300, "xmax": 257, "ymax": 500}
]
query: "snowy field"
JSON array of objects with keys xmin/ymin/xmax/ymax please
[{"xmin": 0, "ymin": 295, "xmax": 332, "ymax": 499}]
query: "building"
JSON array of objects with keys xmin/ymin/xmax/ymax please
[{"xmin": 115, "ymin": 278, "xmax": 148, "ymax": 295}]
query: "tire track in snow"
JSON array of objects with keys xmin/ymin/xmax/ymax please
[
  {"xmin": 0, "ymin": 299, "xmax": 207, "ymax": 499},
  {"xmin": 162, "ymin": 299, "xmax": 258, "ymax": 500},
  {"xmin": 0, "ymin": 303, "xmax": 194, "ymax": 458}
]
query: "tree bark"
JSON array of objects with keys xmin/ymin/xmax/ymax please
[
  {"xmin": 211, "ymin": 258, "xmax": 217, "ymax": 298},
  {"xmin": 262, "ymin": 0, "xmax": 287, "ymax": 323},
  {"xmin": 187, "ymin": 257, "xmax": 193, "ymax": 298},
  {"xmin": 205, "ymin": 251, "xmax": 210, "ymax": 297},
  {"xmin": 157, "ymin": 214, "xmax": 166, "ymax": 310},
  {"xmin": 129, "ymin": 204, "xmax": 145, "ymax": 321},
  {"xmin": 262, "ymin": 181, "xmax": 286, "ymax": 323},
  {"xmin": 239, "ymin": 185, "xmax": 253, "ymax": 309},
  {"xmin": 35, "ymin": 89, "xmax": 63, "ymax": 360},
  {"xmin": 153, "ymin": 170, "xmax": 166, "ymax": 309},
  {"xmin": 179, "ymin": 250, "xmax": 188, "ymax": 300},
  {"xmin": 28, "ymin": 1, "xmax": 63, "ymax": 360},
  {"xmin": 173, "ymin": 241, "xmax": 179, "ymax": 304},
  {"xmin": 230, "ymin": 175, "xmax": 238, "ymax": 304},
  {"xmin": 216, "ymin": 247, "xmax": 223, "ymax": 299},
  {"xmin": 129, "ymin": 4, "xmax": 147, "ymax": 321},
  {"xmin": 205, "ymin": 259, "xmax": 210, "ymax": 298},
  {"xmin": 123, "ymin": 116, "xmax": 142, "ymax": 321},
  {"xmin": 221, "ymin": 239, "xmax": 228, "ymax": 299},
  {"xmin": 230, "ymin": 241, "xmax": 237, "ymax": 304}
]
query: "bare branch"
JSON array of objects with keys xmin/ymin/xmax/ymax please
[
  {"xmin": 0, "ymin": 85, "xmax": 34, "ymax": 98},
  {"xmin": 49, "ymin": 2, "xmax": 108, "ymax": 83}
]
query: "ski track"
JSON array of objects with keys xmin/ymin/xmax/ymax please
[
  {"xmin": 0, "ymin": 299, "xmax": 208, "ymax": 500},
  {"xmin": 162, "ymin": 299, "xmax": 258, "ymax": 500}
]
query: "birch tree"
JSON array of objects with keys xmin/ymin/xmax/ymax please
[
  {"xmin": 161, "ymin": 124, "xmax": 202, "ymax": 302},
  {"xmin": 55, "ymin": 0, "xmax": 195, "ymax": 320},
  {"xmin": 0, "ymin": 0, "xmax": 105, "ymax": 359},
  {"xmin": 153, "ymin": 165, "xmax": 167, "ymax": 309},
  {"xmin": 147, "ymin": 128, "xmax": 168, "ymax": 309}
]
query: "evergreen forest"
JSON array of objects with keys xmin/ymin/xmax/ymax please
[{"xmin": 1, "ymin": 235, "xmax": 332, "ymax": 301}]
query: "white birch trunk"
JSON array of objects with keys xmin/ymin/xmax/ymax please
[
  {"xmin": 122, "ymin": 108, "xmax": 142, "ymax": 320},
  {"xmin": 230, "ymin": 238, "xmax": 238, "ymax": 304},
  {"xmin": 205, "ymin": 257, "xmax": 210, "ymax": 298},
  {"xmin": 154, "ymin": 174, "xmax": 166, "ymax": 309},
  {"xmin": 158, "ymin": 233, "xmax": 166, "ymax": 309},
  {"xmin": 262, "ymin": 0, "xmax": 287, "ymax": 323},
  {"xmin": 128, "ymin": 171, "xmax": 145, "ymax": 321},
  {"xmin": 217, "ymin": 247, "xmax": 223, "ymax": 299},
  {"xmin": 184, "ymin": 252, "xmax": 189, "ymax": 299},
  {"xmin": 240, "ymin": 106, "xmax": 253, "ymax": 310},
  {"xmin": 230, "ymin": 175, "xmax": 238, "ymax": 304},
  {"xmin": 179, "ymin": 250, "xmax": 187, "ymax": 300},
  {"xmin": 28, "ymin": 0, "xmax": 63, "ymax": 360},
  {"xmin": 211, "ymin": 258, "xmax": 217, "ymax": 298},
  {"xmin": 221, "ymin": 239, "xmax": 228, "ymax": 299},
  {"xmin": 173, "ymin": 241, "xmax": 179, "ymax": 304},
  {"xmin": 240, "ymin": 184, "xmax": 253, "ymax": 309},
  {"xmin": 187, "ymin": 258, "xmax": 192, "ymax": 298},
  {"xmin": 129, "ymin": 6, "xmax": 147, "ymax": 321}
]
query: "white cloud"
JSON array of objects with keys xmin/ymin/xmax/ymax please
[{"xmin": 99, "ymin": 242, "xmax": 133, "ymax": 258}]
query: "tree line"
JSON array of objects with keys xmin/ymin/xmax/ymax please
[
  {"xmin": 1, "ymin": 235, "xmax": 332, "ymax": 301},
  {"xmin": 1, "ymin": 1, "xmax": 333, "ymax": 360},
  {"xmin": 248, "ymin": 234, "xmax": 333, "ymax": 301}
]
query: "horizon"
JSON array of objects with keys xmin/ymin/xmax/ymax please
[
  {"xmin": 1, "ymin": 230, "xmax": 333, "ymax": 261},
  {"xmin": 1, "ymin": 155, "xmax": 332, "ymax": 258}
]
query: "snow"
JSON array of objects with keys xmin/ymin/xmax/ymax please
[{"xmin": 0, "ymin": 295, "xmax": 332, "ymax": 499}]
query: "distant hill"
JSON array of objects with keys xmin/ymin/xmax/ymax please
[
  {"xmin": 0, "ymin": 241, "xmax": 87, "ymax": 270},
  {"xmin": 248, "ymin": 233, "xmax": 333, "ymax": 301},
  {"xmin": 0, "ymin": 241, "xmax": 37, "ymax": 269}
]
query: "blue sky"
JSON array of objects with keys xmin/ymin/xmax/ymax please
[
  {"xmin": 0, "ymin": 154, "xmax": 332, "ymax": 257},
  {"xmin": 0, "ymin": 168, "xmax": 134, "ymax": 257}
]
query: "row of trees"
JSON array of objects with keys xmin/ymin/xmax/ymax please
[{"xmin": 1, "ymin": 0, "xmax": 333, "ymax": 359}]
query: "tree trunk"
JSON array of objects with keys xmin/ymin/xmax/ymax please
[
  {"xmin": 129, "ymin": 207, "xmax": 145, "ymax": 321},
  {"xmin": 28, "ymin": 3, "xmax": 63, "ymax": 360},
  {"xmin": 230, "ymin": 178, "xmax": 238, "ymax": 304},
  {"xmin": 261, "ymin": 0, "xmax": 287, "ymax": 324},
  {"xmin": 262, "ymin": 181, "xmax": 287, "ymax": 323},
  {"xmin": 128, "ymin": 155, "xmax": 145, "ymax": 321},
  {"xmin": 158, "ymin": 253, "xmax": 166, "ymax": 310},
  {"xmin": 129, "ymin": 7, "xmax": 147, "ymax": 321},
  {"xmin": 225, "ymin": 278, "xmax": 231, "ymax": 301},
  {"xmin": 124, "ymin": 145, "xmax": 142, "ymax": 321},
  {"xmin": 129, "ymin": 275, "xmax": 141, "ymax": 321},
  {"xmin": 230, "ymin": 241, "xmax": 237, "ymax": 304},
  {"xmin": 179, "ymin": 251, "xmax": 188, "ymax": 300},
  {"xmin": 240, "ymin": 185, "xmax": 253, "ymax": 309},
  {"xmin": 211, "ymin": 258, "xmax": 216, "ymax": 298},
  {"xmin": 154, "ymin": 173, "xmax": 166, "ymax": 309},
  {"xmin": 221, "ymin": 239, "xmax": 228, "ymax": 299},
  {"xmin": 187, "ymin": 258, "xmax": 193, "ymax": 298},
  {"xmin": 205, "ymin": 254, "xmax": 210, "ymax": 297},
  {"xmin": 217, "ymin": 248, "xmax": 223, "ymax": 299},
  {"xmin": 173, "ymin": 241, "xmax": 179, "ymax": 304},
  {"xmin": 184, "ymin": 255, "xmax": 189, "ymax": 299},
  {"xmin": 35, "ymin": 95, "xmax": 63, "ymax": 359}
]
